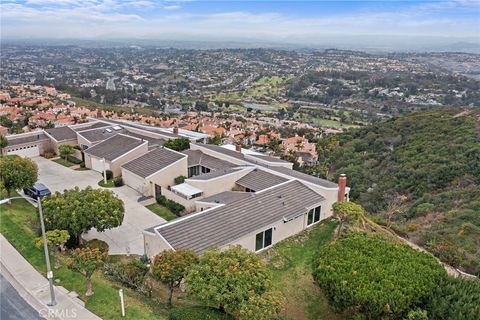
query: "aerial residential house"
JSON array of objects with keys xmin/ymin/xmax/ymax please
[
  {"xmin": 141, "ymin": 142, "xmax": 349, "ymax": 258},
  {"xmin": 83, "ymin": 134, "xmax": 148, "ymax": 177}
]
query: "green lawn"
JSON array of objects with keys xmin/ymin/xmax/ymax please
[
  {"xmin": 53, "ymin": 158, "xmax": 77, "ymax": 168},
  {"xmin": 98, "ymin": 180, "xmax": 115, "ymax": 188},
  {"xmin": 0, "ymin": 197, "xmax": 167, "ymax": 319},
  {"xmin": 261, "ymin": 219, "xmax": 343, "ymax": 320},
  {"xmin": 145, "ymin": 204, "xmax": 177, "ymax": 221}
]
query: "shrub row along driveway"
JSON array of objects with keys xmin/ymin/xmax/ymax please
[{"xmin": 33, "ymin": 156, "xmax": 165, "ymax": 255}]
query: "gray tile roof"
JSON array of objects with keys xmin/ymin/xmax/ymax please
[
  {"xmin": 187, "ymin": 168, "xmax": 243, "ymax": 181},
  {"xmin": 45, "ymin": 126, "xmax": 77, "ymax": 141},
  {"xmin": 99, "ymin": 118, "xmax": 178, "ymax": 138},
  {"xmin": 247, "ymin": 154, "xmax": 290, "ymax": 164},
  {"xmin": 267, "ymin": 166, "xmax": 338, "ymax": 188},
  {"xmin": 7, "ymin": 132, "xmax": 49, "ymax": 146},
  {"xmin": 199, "ymin": 191, "xmax": 252, "ymax": 205},
  {"xmin": 122, "ymin": 147, "xmax": 186, "ymax": 178},
  {"xmin": 73, "ymin": 122, "xmax": 110, "ymax": 132},
  {"xmin": 155, "ymin": 180, "xmax": 325, "ymax": 253},
  {"xmin": 125, "ymin": 131, "xmax": 165, "ymax": 148},
  {"xmin": 195, "ymin": 143, "xmax": 246, "ymax": 160},
  {"xmin": 84, "ymin": 134, "xmax": 144, "ymax": 161},
  {"xmin": 182, "ymin": 149, "xmax": 237, "ymax": 170},
  {"xmin": 236, "ymin": 168, "xmax": 289, "ymax": 191},
  {"xmin": 77, "ymin": 126, "xmax": 120, "ymax": 143}
]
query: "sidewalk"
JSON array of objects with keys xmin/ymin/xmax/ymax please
[{"xmin": 0, "ymin": 234, "xmax": 101, "ymax": 320}]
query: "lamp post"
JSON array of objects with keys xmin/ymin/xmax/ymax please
[{"xmin": 0, "ymin": 196, "xmax": 57, "ymax": 306}]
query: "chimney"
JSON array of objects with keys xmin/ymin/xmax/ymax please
[
  {"xmin": 337, "ymin": 174, "xmax": 347, "ymax": 202},
  {"xmin": 173, "ymin": 127, "xmax": 179, "ymax": 136},
  {"xmin": 235, "ymin": 144, "xmax": 242, "ymax": 152},
  {"xmin": 96, "ymin": 109, "xmax": 102, "ymax": 118}
]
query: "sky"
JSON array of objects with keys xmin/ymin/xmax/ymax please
[{"xmin": 1, "ymin": 0, "xmax": 479, "ymax": 49}]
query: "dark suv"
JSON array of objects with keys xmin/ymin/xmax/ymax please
[{"xmin": 23, "ymin": 183, "xmax": 51, "ymax": 200}]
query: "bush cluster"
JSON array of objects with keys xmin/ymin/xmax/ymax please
[
  {"xmin": 174, "ymin": 175, "xmax": 186, "ymax": 185},
  {"xmin": 66, "ymin": 155, "xmax": 82, "ymax": 164},
  {"xmin": 103, "ymin": 259, "xmax": 151, "ymax": 297},
  {"xmin": 169, "ymin": 306, "xmax": 233, "ymax": 320},
  {"xmin": 113, "ymin": 176, "xmax": 124, "ymax": 187},
  {"xmin": 156, "ymin": 195, "xmax": 185, "ymax": 214}
]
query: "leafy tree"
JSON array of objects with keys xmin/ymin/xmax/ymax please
[
  {"xmin": 58, "ymin": 144, "xmax": 74, "ymax": 161},
  {"xmin": 407, "ymin": 309, "xmax": 428, "ymax": 320},
  {"xmin": 0, "ymin": 134, "xmax": 7, "ymax": 155},
  {"xmin": 0, "ymin": 155, "xmax": 38, "ymax": 195},
  {"xmin": 151, "ymin": 249, "xmax": 198, "ymax": 306},
  {"xmin": 332, "ymin": 201, "xmax": 366, "ymax": 239},
  {"xmin": 67, "ymin": 247, "xmax": 107, "ymax": 296},
  {"xmin": 164, "ymin": 137, "xmax": 190, "ymax": 151},
  {"xmin": 185, "ymin": 246, "xmax": 283, "ymax": 318},
  {"xmin": 42, "ymin": 186, "xmax": 124, "ymax": 245},
  {"xmin": 36, "ymin": 229, "xmax": 70, "ymax": 269},
  {"xmin": 208, "ymin": 133, "xmax": 222, "ymax": 145},
  {"xmin": 313, "ymin": 233, "xmax": 446, "ymax": 319}
]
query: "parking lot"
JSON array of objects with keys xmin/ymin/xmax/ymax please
[{"xmin": 33, "ymin": 157, "xmax": 165, "ymax": 255}]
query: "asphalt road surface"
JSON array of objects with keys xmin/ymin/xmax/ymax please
[{"xmin": 0, "ymin": 274, "xmax": 43, "ymax": 320}]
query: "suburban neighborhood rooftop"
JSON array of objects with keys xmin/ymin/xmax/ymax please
[
  {"xmin": 122, "ymin": 147, "xmax": 186, "ymax": 178},
  {"xmin": 84, "ymin": 134, "xmax": 145, "ymax": 161},
  {"xmin": 153, "ymin": 180, "xmax": 326, "ymax": 253}
]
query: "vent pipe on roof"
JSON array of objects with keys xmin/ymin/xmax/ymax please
[
  {"xmin": 338, "ymin": 174, "xmax": 347, "ymax": 202},
  {"xmin": 173, "ymin": 127, "xmax": 179, "ymax": 136},
  {"xmin": 236, "ymin": 144, "xmax": 242, "ymax": 152}
]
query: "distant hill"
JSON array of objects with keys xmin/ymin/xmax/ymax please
[{"xmin": 323, "ymin": 108, "xmax": 480, "ymax": 274}]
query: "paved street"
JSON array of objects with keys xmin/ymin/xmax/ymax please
[
  {"xmin": 33, "ymin": 156, "xmax": 165, "ymax": 255},
  {"xmin": 0, "ymin": 274, "xmax": 43, "ymax": 320}
]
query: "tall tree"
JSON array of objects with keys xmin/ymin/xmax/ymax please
[
  {"xmin": 58, "ymin": 144, "xmax": 74, "ymax": 161},
  {"xmin": 68, "ymin": 247, "xmax": 107, "ymax": 296},
  {"xmin": 151, "ymin": 249, "xmax": 198, "ymax": 306},
  {"xmin": 185, "ymin": 246, "xmax": 283, "ymax": 318},
  {"xmin": 332, "ymin": 201, "xmax": 366, "ymax": 239},
  {"xmin": 42, "ymin": 186, "xmax": 124, "ymax": 245},
  {"xmin": 0, "ymin": 134, "xmax": 8, "ymax": 155},
  {"xmin": 36, "ymin": 229, "xmax": 70, "ymax": 269},
  {"xmin": 0, "ymin": 155, "xmax": 38, "ymax": 195},
  {"xmin": 164, "ymin": 138, "xmax": 190, "ymax": 151}
]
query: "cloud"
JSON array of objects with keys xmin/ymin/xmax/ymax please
[{"xmin": 1, "ymin": 0, "xmax": 478, "ymax": 43}]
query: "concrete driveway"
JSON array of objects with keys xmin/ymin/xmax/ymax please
[{"xmin": 33, "ymin": 157, "xmax": 165, "ymax": 255}]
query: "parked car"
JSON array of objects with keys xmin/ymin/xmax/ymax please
[{"xmin": 23, "ymin": 183, "xmax": 51, "ymax": 200}]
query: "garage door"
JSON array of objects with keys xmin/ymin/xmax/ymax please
[
  {"xmin": 122, "ymin": 169, "xmax": 145, "ymax": 194},
  {"xmin": 8, "ymin": 145, "xmax": 40, "ymax": 157},
  {"xmin": 91, "ymin": 157, "xmax": 106, "ymax": 173}
]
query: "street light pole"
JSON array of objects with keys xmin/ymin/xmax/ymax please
[
  {"xmin": 0, "ymin": 196, "xmax": 57, "ymax": 306},
  {"xmin": 37, "ymin": 198, "xmax": 57, "ymax": 306}
]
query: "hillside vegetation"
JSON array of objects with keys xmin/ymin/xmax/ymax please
[{"xmin": 319, "ymin": 108, "xmax": 480, "ymax": 274}]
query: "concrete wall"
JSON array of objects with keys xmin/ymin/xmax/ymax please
[
  {"xmin": 224, "ymin": 200, "xmax": 327, "ymax": 252},
  {"xmin": 186, "ymin": 167, "xmax": 253, "ymax": 198},
  {"xmin": 109, "ymin": 143, "xmax": 148, "ymax": 177},
  {"xmin": 143, "ymin": 231, "xmax": 173, "ymax": 259},
  {"xmin": 161, "ymin": 188, "xmax": 196, "ymax": 212},
  {"xmin": 146, "ymin": 157, "xmax": 188, "ymax": 196}
]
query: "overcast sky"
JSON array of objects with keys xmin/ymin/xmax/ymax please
[{"xmin": 1, "ymin": 0, "xmax": 479, "ymax": 48}]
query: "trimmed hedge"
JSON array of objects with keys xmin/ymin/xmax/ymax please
[
  {"xmin": 66, "ymin": 155, "xmax": 82, "ymax": 164},
  {"xmin": 169, "ymin": 306, "xmax": 233, "ymax": 320},
  {"xmin": 174, "ymin": 175, "xmax": 186, "ymax": 185},
  {"xmin": 156, "ymin": 195, "xmax": 185, "ymax": 214}
]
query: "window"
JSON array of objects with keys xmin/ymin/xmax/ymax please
[
  {"xmin": 307, "ymin": 206, "xmax": 321, "ymax": 226},
  {"xmin": 255, "ymin": 228, "xmax": 273, "ymax": 251},
  {"xmin": 245, "ymin": 187, "xmax": 255, "ymax": 193},
  {"xmin": 201, "ymin": 166, "xmax": 211, "ymax": 174}
]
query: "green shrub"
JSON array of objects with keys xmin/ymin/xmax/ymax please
[
  {"xmin": 156, "ymin": 195, "xmax": 185, "ymax": 214},
  {"xmin": 66, "ymin": 155, "xmax": 82, "ymax": 164},
  {"xmin": 174, "ymin": 175, "xmax": 186, "ymax": 185},
  {"xmin": 313, "ymin": 233, "xmax": 446, "ymax": 319},
  {"xmin": 426, "ymin": 277, "xmax": 480, "ymax": 320},
  {"xmin": 169, "ymin": 306, "xmax": 233, "ymax": 320},
  {"xmin": 113, "ymin": 176, "xmax": 124, "ymax": 187},
  {"xmin": 406, "ymin": 309, "xmax": 428, "ymax": 320},
  {"xmin": 83, "ymin": 239, "xmax": 109, "ymax": 253},
  {"xmin": 103, "ymin": 259, "xmax": 151, "ymax": 296},
  {"xmin": 104, "ymin": 170, "xmax": 113, "ymax": 180},
  {"xmin": 80, "ymin": 162, "xmax": 86, "ymax": 168},
  {"xmin": 164, "ymin": 137, "xmax": 190, "ymax": 152}
]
